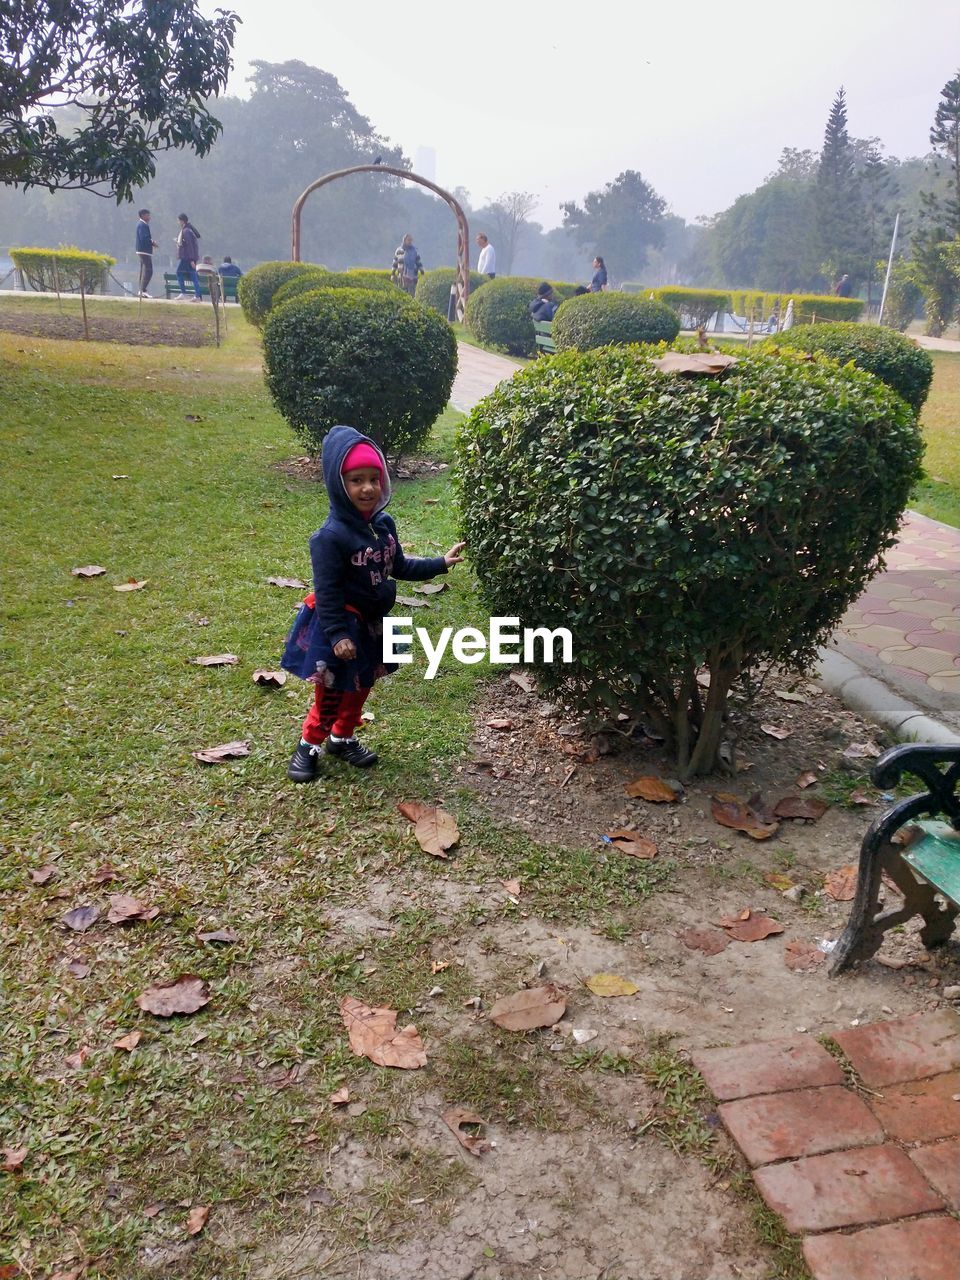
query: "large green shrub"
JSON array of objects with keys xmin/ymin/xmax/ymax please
[
  {"xmin": 416, "ymin": 267, "xmax": 489, "ymax": 314},
  {"xmin": 237, "ymin": 261, "xmax": 323, "ymax": 326},
  {"xmin": 650, "ymin": 286, "xmax": 731, "ymax": 329},
  {"xmin": 456, "ymin": 346, "xmax": 922, "ymax": 778},
  {"xmin": 552, "ymin": 293, "xmax": 680, "ymax": 351},
  {"xmin": 766, "ymin": 322, "xmax": 934, "ymax": 412},
  {"xmin": 11, "ymin": 246, "xmax": 115, "ymax": 293},
  {"xmin": 272, "ymin": 269, "xmax": 398, "ymax": 310},
  {"xmin": 465, "ymin": 276, "xmax": 579, "ymax": 356},
  {"xmin": 263, "ymin": 288, "xmax": 457, "ymax": 458}
]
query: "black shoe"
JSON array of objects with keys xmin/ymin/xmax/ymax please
[
  {"xmin": 287, "ymin": 741, "xmax": 322, "ymax": 783},
  {"xmin": 326, "ymin": 735, "xmax": 378, "ymax": 768}
]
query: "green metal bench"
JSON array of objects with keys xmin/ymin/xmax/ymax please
[
  {"xmin": 163, "ymin": 272, "xmax": 239, "ymax": 302},
  {"xmin": 533, "ymin": 319, "xmax": 556, "ymax": 355},
  {"xmin": 830, "ymin": 745, "xmax": 960, "ymax": 974}
]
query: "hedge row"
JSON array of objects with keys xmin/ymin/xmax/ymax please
[
  {"xmin": 11, "ymin": 246, "xmax": 115, "ymax": 293},
  {"xmin": 650, "ymin": 286, "xmax": 731, "ymax": 328},
  {"xmin": 465, "ymin": 275, "xmax": 579, "ymax": 356},
  {"xmin": 728, "ymin": 290, "xmax": 864, "ymax": 324}
]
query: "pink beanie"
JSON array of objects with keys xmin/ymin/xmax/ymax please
[{"xmin": 341, "ymin": 442, "xmax": 384, "ymax": 477}]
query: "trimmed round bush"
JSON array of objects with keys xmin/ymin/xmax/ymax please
[
  {"xmin": 552, "ymin": 293, "xmax": 680, "ymax": 351},
  {"xmin": 765, "ymin": 322, "xmax": 934, "ymax": 413},
  {"xmin": 457, "ymin": 346, "xmax": 922, "ymax": 778},
  {"xmin": 272, "ymin": 269, "xmax": 398, "ymax": 310},
  {"xmin": 416, "ymin": 267, "xmax": 489, "ymax": 314},
  {"xmin": 465, "ymin": 276, "xmax": 579, "ymax": 357},
  {"xmin": 237, "ymin": 261, "xmax": 323, "ymax": 327},
  {"xmin": 263, "ymin": 287, "xmax": 457, "ymax": 457}
]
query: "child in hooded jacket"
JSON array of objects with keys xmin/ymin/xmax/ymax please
[{"xmin": 282, "ymin": 425, "xmax": 464, "ymax": 782}]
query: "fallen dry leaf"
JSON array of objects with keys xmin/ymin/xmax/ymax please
[
  {"xmin": 651, "ymin": 352, "xmax": 738, "ymax": 375},
  {"xmin": 29, "ymin": 864, "xmax": 57, "ymax": 885},
  {"xmin": 113, "ymin": 578, "xmax": 147, "ymax": 592},
  {"xmin": 442, "ymin": 1108, "xmax": 491, "ymax": 1157},
  {"xmin": 71, "ymin": 564, "xmax": 106, "ymax": 578},
  {"xmin": 824, "ymin": 866, "xmax": 858, "ymax": 902},
  {"xmin": 252, "ymin": 669, "xmax": 287, "ymax": 688},
  {"xmin": 500, "ymin": 878, "xmax": 521, "ymax": 895},
  {"xmin": 0, "ymin": 1265, "xmax": 21, "ymax": 1279},
  {"xmin": 485, "ymin": 717, "xmax": 514, "ymax": 731},
  {"xmin": 267, "ymin": 576, "xmax": 307, "ymax": 589},
  {"xmin": 489, "ymin": 984, "xmax": 567, "ymax": 1032},
  {"xmin": 113, "ymin": 1031, "xmax": 142, "ymax": 1052},
  {"xmin": 764, "ymin": 872, "xmax": 795, "ymax": 892},
  {"xmin": 413, "ymin": 582, "xmax": 447, "ymax": 595},
  {"xmin": 784, "ymin": 940, "xmax": 826, "ymax": 971},
  {"xmin": 796, "ymin": 771, "xmax": 819, "ymax": 789},
  {"xmin": 189, "ymin": 653, "xmax": 238, "ymax": 667},
  {"xmin": 623, "ymin": 776, "xmax": 681, "ymax": 803},
  {"xmin": 679, "ymin": 926, "xmax": 730, "ymax": 956},
  {"xmin": 711, "ymin": 793, "xmax": 778, "ymax": 840},
  {"xmin": 329, "ymin": 1087, "xmax": 349, "ymax": 1105},
  {"xmin": 186, "ymin": 1205, "xmax": 210, "ymax": 1236},
  {"xmin": 509, "ymin": 671, "xmax": 535, "ymax": 693},
  {"xmin": 62, "ymin": 905, "xmax": 100, "ymax": 932},
  {"xmin": 604, "ymin": 829, "xmax": 657, "ymax": 860},
  {"xmin": 413, "ymin": 807, "xmax": 459, "ymax": 859},
  {"xmin": 48, "ymin": 1270, "xmax": 83, "ymax": 1280},
  {"xmin": 849, "ymin": 790, "xmax": 878, "ymax": 806},
  {"xmin": 716, "ymin": 910, "xmax": 784, "ymax": 942},
  {"xmin": 65, "ymin": 959, "xmax": 91, "ymax": 979},
  {"xmin": 91, "ymin": 863, "xmax": 119, "ymax": 884},
  {"xmin": 843, "ymin": 741, "xmax": 882, "ymax": 760},
  {"xmin": 65, "ymin": 1046, "xmax": 91, "ymax": 1070},
  {"xmin": 191, "ymin": 740, "xmax": 250, "ymax": 764},
  {"xmin": 431, "ymin": 959, "xmax": 449, "ymax": 974},
  {"xmin": 585, "ymin": 973, "xmax": 639, "ymax": 997},
  {"xmin": 143, "ymin": 1203, "xmax": 164, "ymax": 1218},
  {"xmin": 197, "ymin": 928, "xmax": 238, "ymax": 944},
  {"xmin": 107, "ymin": 894, "xmax": 159, "ymax": 924},
  {"xmin": 397, "ymin": 799, "xmax": 432, "ymax": 823},
  {"xmin": 339, "ymin": 996, "xmax": 427, "ymax": 1069},
  {"xmin": 761, "ymin": 724, "xmax": 792, "ymax": 740},
  {"xmin": 775, "ymin": 689, "xmax": 807, "ymax": 703},
  {"xmin": 136, "ymin": 975, "xmax": 211, "ymax": 1018},
  {"xmin": 773, "ymin": 795, "xmax": 829, "ymax": 821},
  {"xmin": 2, "ymin": 1146, "xmax": 28, "ymax": 1173},
  {"xmin": 395, "ymin": 595, "xmax": 430, "ymax": 608}
]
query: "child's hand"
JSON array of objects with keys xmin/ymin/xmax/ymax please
[
  {"xmin": 333, "ymin": 638, "xmax": 357, "ymax": 660},
  {"xmin": 444, "ymin": 541, "xmax": 467, "ymax": 568}
]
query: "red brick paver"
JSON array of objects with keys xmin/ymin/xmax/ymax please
[
  {"xmin": 833, "ymin": 1009, "xmax": 960, "ymax": 1087},
  {"xmin": 868, "ymin": 1071, "xmax": 960, "ymax": 1142},
  {"xmin": 802, "ymin": 1215, "xmax": 960, "ymax": 1280},
  {"xmin": 911, "ymin": 1139, "xmax": 960, "ymax": 1210},
  {"xmin": 752, "ymin": 1143, "xmax": 943, "ymax": 1233},
  {"xmin": 691, "ymin": 1036, "xmax": 844, "ymax": 1101},
  {"xmin": 719, "ymin": 1086, "xmax": 882, "ymax": 1166}
]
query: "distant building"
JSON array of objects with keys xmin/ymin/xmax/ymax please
[{"xmin": 414, "ymin": 146, "xmax": 437, "ymax": 181}]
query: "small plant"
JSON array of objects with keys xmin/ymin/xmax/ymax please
[
  {"xmin": 236, "ymin": 260, "xmax": 323, "ymax": 326},
  {"xmin": 552, "ymin": 292, "xmax": 680, "ymax": 351},
  {"xmin": 767, "ymin": 322, "xmax": 934, "ymax": 412},
  {"xmin": 416, "ymin": 267, "xmax": 489, "ymax": 314}
]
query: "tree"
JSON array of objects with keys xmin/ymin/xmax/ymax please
[
  {"xmin": 926, "ymin": 69, "xmax": 960, "ymax": 235},
  {"xmin": 561, "ymin": 170, "xmax": 667, "ymax": 281},
  {"xmin": 0, "ymin": 1, "xmax": 239, "ymax": 201},
  {"xmin": 698, "ymin": 177, "xmax": 817, "ymax": 292},
  {"xmin": 862, "ymin": 143, "xmax": 897, "ymax": 306},
  {"xmin": 911, "ymin": 70, "xmax": 960, "ymax": 334},
  {"xmin": 815, "ymin": 87, "xmax": 868, "ymax": 286},
  {"xmin": 478, "ymin": 190, "xmax": 537, "ymax": 276}
]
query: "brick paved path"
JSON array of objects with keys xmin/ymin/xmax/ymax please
[{"xmin": 694, "ymin": 1010, "xmax": 960, "ymax": 1279}]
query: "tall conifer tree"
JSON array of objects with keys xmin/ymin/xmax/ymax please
[{"xmin": 815, "ymin": 87, "xmax": 867, "ymax": 286}]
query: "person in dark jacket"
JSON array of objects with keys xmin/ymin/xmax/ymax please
[
  {"xmin": 590, "ymin": 255, "xmax": 608, "ymax": 292},
  {"xmin": 135, "ymin": 209, "xmax": 158, "ymax": 297},
  {"xmin": 174, "ymin": 213, "xmax": 203, "ymax": 301},
  {"xmin": 218, "ymin": 255, "xmax": 243, "ymax": 278},
  {"xmin": 529, "ymin": 282, "xmax": 558, "ymax": 321},
  {"xmin": 391, "ymin": 233, "xmax": 424, "ymax": 296},
  {"xmin": 283, "ymin": 425, "xmax": 465, "ymax": 782}
]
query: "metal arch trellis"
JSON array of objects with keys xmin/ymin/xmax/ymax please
[{"xmin": 291, "ymin": 165, "xmax": 471, "ymax": 320}]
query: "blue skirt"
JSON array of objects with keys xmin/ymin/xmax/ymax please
[{"xmin": 280, "ymin": 597, "xmax": 397, "ymax": 692}]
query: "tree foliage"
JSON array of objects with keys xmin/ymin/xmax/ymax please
[
  {"xmin": 815, "ymin": 87, "xmax": 868, "ymax": 284},
  {"xmin": 561, "ymin": 170, "xmax": 667, "ymax": 281},
  {"xmin": 0, "ymin": 1, "xmax": 238, "ymax": 201}
]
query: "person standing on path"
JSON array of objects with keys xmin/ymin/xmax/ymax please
[
  {"xmin": 589, "ymin": 255, "xmax": 608, "ymax": 292},
  {"xmin": 135, "ymin": 209, "xmax": 158, "ymax": 297},
  {"xmin": 174, "ymin": 213, "xmax": 203, "ymax": 301},
  {"xmin": 476, "ymin": 232, "xmax": 496, "ymax": 278},
  {"xmin": 391, "ymin": 233, "xmax": 424, "ymax": 297}
]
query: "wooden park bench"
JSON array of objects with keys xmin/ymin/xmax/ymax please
[
  {"xmin": 830, "ymin": 744, "xmax": 960, "ymax": 974},
  {"xmin": 163, "ymin": 273, "xmax": 239, "ymax": 302},
  {"xmin": 533, "ymin": 319, "xmax": 556, "ymax": 355}
]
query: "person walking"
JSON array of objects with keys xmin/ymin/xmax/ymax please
[
  {"xmin": 476, "ymin": 232, "xmax": 496, "ymax": 279},
  {"xmin": 174, "ymin": 213, "xmax": 203, "ymax": 302},
  {"xmin": 135, "ymin": 209, "xmax": 158, "ymax": 297},
  {"xmin": 391, "ymin": 233, "xmax": 424, "ymax": 297}
]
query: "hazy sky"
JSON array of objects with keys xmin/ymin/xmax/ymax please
[{"xmin": 221, "ymin": 0, "xmax": 960, "ymax": 227}]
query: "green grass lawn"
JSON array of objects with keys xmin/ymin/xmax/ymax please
[{"xmin": 912, "ymin": 350, "xmax": 960, "ymax": 527}]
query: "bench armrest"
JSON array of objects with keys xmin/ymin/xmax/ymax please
[{"xmin": 871, "ymin": 744, "xmax": 960, "ymax": 829}]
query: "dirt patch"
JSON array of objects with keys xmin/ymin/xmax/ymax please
[
  {"xmin": 273, "ymin": 454, "xmax": 450, "ymax": 484},
  {"xmin": 0, "ymin": 301, "xmax": 215, "ymax": 346}
]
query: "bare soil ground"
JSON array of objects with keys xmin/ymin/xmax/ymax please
[{"xmin": 0, "ymin": 300, "xmax": 215, "ymax": 346}]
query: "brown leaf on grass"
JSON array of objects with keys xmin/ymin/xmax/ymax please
[
  {"xmin": 442, "ymin": 1108, "xmax": 491, "ymax": 1157},
  {"xmin": 189, "ymin": 654, "xmax": 238, "ymax": 667},
  {"xmin": 191, "ymin": 740, "xmax": 250, "ymax": 764},
  {"xmin": 796, "ymin": 771, "xmax": 819, "ymax": 789},
  {"xmin": 91, "ymin": 863, "xmax": 119, "ymax": 884},
  {"xmin": 66, "ymin": 959, "xmax": 91, "ymax": 979},
  {"xmin": 197, "ymin": 928, "xmax": 238, "ymax": 945},
  {"xmin": 29, "ymin": 864, "xmax": 57, "ymax": 885},
  {"xmin": 143, "ymin": 1203, "xmax": 164, "ymax": 1218},
  {"xmin": 486, "ymin": 717, "xmax": 514, "ymax": 730},
  {"xmin": 397, "ymin": 800, "xmax": 432, "ymax": 823},
  {"xmin": 65, "ymin": 1046, "xmax": 91, "ymax": 1070},
  {"xmin": 413, "ymin": 808, "xmax": 459, "ymax": 859},
  {"xmin": 329, "ymin": 1087, "xmax": 349, "ymax": 1105},
  {"xmin": 500, "ymin": 878, "xmax": 521, "ymax": 895},
  {"xmin": 604, "ymin": 829, "xmax": 657, "ymax": 860},
  {"xmin": 843, "ymin": 741, "xmax": 882, "ymax": 760},
  {"xmin": 716, "ymin": 910, "xmax": 784, "ymax": 942},
  {"xmin": 107, "ymin": 894, "xmax": 159, "ymax": 924},
  {"xmin": 849, "ymin": 790, "xmax": 878, "ymax": 806},
  {"xmin": 114, "ymin": 578, "xmax": 147, "ymax": 592},
  {"xmin": 711, "ymin": 793, "xmax": 778, "ymax": 840},
  {"xmin": 824, "ymin": 866, "xmax": 858, "ymax": 902},
  {"xmin": 764, "ymin": 872, "xmax": 795, "ymax": 892},
  {"xmin": 395, "ymin": 595, "xmax": 431, "ymax": 608},
  {"xmin": 761, "ymin": 724, "xmax": 793, "ymax": 740},
  {"xmin": 413, "ymin": 582, "xmax": 447, "ymax": 595},
  {"xmin": 0, "ymin": 1264, "xmax": 21, "ymax": 1278},
  {"xmin": 624, "ymin": 776, "xmax": 682, "ymax": 803},
  {"xmin": 186, "ymin": 1205, "xmax": 210, "ymax": 1236},
  {"xmin": 62, "ymin": 905, "xmax": 100, "ymax": 932},
  {"xmin": 509, "ymin": 671, "xmax": 536, "ymax": 693},
  {"xmin": 136, "ymin": 975, "xmax": 210, "ymax": 1018},
  {"xmin": 775, "ymin": 689, "xmax": 807, "ymax": 704},
  {"xmin": 48, "ymin": 1270, "xmax": 83, "ymax": 1280},
  {"xmin": 113, "ymin": 1031, "xmax": 142, "ymax": 1052},
  {"xmin": 784, "ymin": 940, "xmax": 826, "ymax": 971},
  {"xmin": 71, "ymin": 565, "xmax": 106, "ymax": 578},
  {"xmin": 339, "ymin": 996, "xmax": 427, "ymax": 1069},
  {"xmin": 773, "ymin": 795, "xmax": 829, "ymax": 821},
  {"xmin": 2, "ymin": 1146, "xmax": 28, "ymax": 1172},
  {"xmin": 252, "ymin": 669, "xmax": 286, "ymax": 688},
  {"xmin": 267, "ymin": 576, "xmax": 307, "ymax": 589},
  {"xmin": 489, "ymin": 984, "xmax": 567, "ymax": 1031},
  {"xmin": 679, "ymin": 927, "xmax": 730, "ymax": 956},
  {"xmin": 585, "ymin": 973, "xmax": 639, "ymax": 997}
]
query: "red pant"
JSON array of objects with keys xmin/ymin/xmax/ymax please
[{"xmin": 302, "ymin": 686, "xmax": 371, "ymax": 746}]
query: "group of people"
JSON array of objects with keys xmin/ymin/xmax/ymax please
[
  {"xmin": 135, "ymin": 209, "xmax": 243, "ymax": 301},
  {"xmin": 529, "ymin": 256, "xmax": 607, "ymax": 321}
]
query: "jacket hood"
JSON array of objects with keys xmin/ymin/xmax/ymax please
[{"xmin": 321, "ymin": 425, "xmax": 391, "ymax": 527}]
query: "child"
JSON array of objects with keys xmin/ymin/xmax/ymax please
[{"xmin": 282, "ymin": 425, "xmax": 465, "ymax": 782}]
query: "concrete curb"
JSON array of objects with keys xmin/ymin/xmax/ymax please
[{"xmin": 815, "ymin": 648, "xmax": 960, "ymax": 745}]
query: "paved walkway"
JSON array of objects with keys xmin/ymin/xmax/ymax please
[
  {"xmin": 452, "ymin": 341, "xmax": 960, "ymax": 737},
  {"xmin": 694, "ymin": 1010, "xmax": 960, "ymax": 1279}
]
